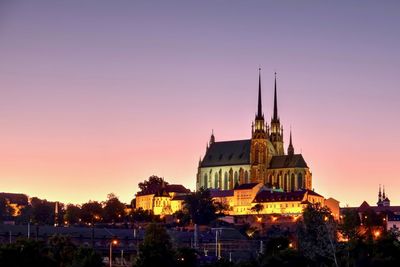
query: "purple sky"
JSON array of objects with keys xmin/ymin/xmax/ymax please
[{"xmin": 0, "ymin": 0, "xmax": 399, "ymax": 206}]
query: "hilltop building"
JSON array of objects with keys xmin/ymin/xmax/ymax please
[
  {"xmin": 210, "ymin": 183, "xmax": 325, "ymax": 216},
  {"xmin": 134, "ymin": 70, "xmax": 339, "ymax": 218},
  {"xmin": 135, "ymin": 184, "xmax": 190, "ymax": 216},
  {"xmin": 377, "ymin": 184, "xmax": 391, "ymax": 207},
  {"xmin": 196, "ymin": 70, "xmax": 311, "ymax": 192},
  {"xmin": 0, "ymin": 192, "xmax": 28, "ymax": 216}
]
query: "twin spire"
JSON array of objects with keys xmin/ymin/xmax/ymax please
[
  {"xmin": 288, "ymin": 128, "xmax": 294, "ymax": 155},
  {"xmin": 256, "ymin": 69, "xmax": 294, "ymax": 154},
  {"xmin": 257, "ymin": 68, "xmax": 263, "ymax": 119},
  {"xmin": 273, "ymin": 72, "xmax": 279, "ymax": 122},
  {"xmin": 256, "ymin": 69, "xmax": 279, "ymax": 122}
]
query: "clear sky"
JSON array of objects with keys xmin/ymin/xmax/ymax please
[{"xmin": 1, "ymin": 0, "xmax": 399, "ymax": 206}]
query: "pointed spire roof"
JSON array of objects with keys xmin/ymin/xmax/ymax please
[
  {"xmin": 379, "ymin": 184, "xmax": 382, "ymax": 198},
  {"xmin": 257, "ymin": 68, "xmax": 263, "ymax": 119},
  {"xmin": 273, "ymin": 72, "xmax": 279, "ymax": 121},
  {"xmin": 288, "ymin": 128, "xmax": 294, "ymax": 155},
  {"xmin": 383, "ymin": 185, "xmax": 386, "ymax": 199},
  {"xmin": 210, "ymin": 129, "xmax": 215, "ymax": 144}
]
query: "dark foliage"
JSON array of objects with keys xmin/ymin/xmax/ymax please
[
  {"xmin": 0, "ymin": 236, "xmax": 103, "ymax": 267},
  {"xmin": 135, "ymin": 223, "xmax": 177, "ymax": 267},
  {"xmin": 138, "ymin": 175, "xmax": 167, "ymax": 195},
  {"xmin": 183, "ymin": 188, "xmax": 217, "ymax": 225}
]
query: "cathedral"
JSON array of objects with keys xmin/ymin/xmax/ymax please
[{"xmin": 196, "ymin": 70, "xmax": 312, "ymax": 192}]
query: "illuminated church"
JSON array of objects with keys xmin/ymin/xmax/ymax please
[{"xmin": 196, "ymin": 70, "xmax": 312, "ymax": 192}]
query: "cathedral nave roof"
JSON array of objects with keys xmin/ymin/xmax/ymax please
[{"xmin": 200, "ymin": 139, "xmax": 251, "ymax": 167}]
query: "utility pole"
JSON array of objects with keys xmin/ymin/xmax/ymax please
[
  {"xmin": 212, "ymin": 228, "xmax": 223, "ymax": 259},
  {"xmin": 27, "ymin": 220, "xmax": 30, "ymax": 239}
]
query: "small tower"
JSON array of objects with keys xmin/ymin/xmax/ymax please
[
  {"xmin": 250, "ymin": 68, "xmax": 268, "ymax": 184},
  {"xmin": 270, "ymin": 72, "xmax": 285, "ymax": 155},
  {"xmin": 382, "ymin": 185, "xmax": 390, "ymax": 207},
  {"xmin": 377, "ymin": 185, "xmax": 383, "ymax": 207},
  {"xmin": 287, "ymin": 129, "xmax": 294, "ymax": 156},
  {"xmin": 209, "ymin": 130, "xmax": 215, "ymax": 145},
  {"xmin": 383, "ymin": 185, "xmax": 386, "ymax": 199}
]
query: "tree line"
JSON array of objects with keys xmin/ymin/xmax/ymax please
[
  {"xmin": 134, "ymin": 204, "xmax": 400, "ymax": 267},
  {"xmin": 0, "ymin": 193, "xmax": 131, "ymax": 226}
]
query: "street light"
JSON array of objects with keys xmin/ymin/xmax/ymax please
[
  {"xmin": 374, "ymin": 230, "xmax": 381, "ymax": 239},
  {"xmin": 109, "ymin": 239, "xmax": 118, "ymax": 267}
]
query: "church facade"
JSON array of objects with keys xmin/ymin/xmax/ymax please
[{"xmin": 196, "ymin": 71, "xmax": 312, "ymax": 192}]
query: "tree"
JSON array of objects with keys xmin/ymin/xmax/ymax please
[
  {"xmin": 47, "ymin": 234, "xmax": 76, "ymax": 267},
  {"xmin": 339, "ymin": 208, "xmax": 361, "ymax": 242},
  {"xmin": 0, "ymin": 237, "xmax": 104, "ymax": 267},
  {"xmin": 183, "ymin": 188, "xmax": 217, "ymax": 225},
  {"xmin": 297, "ymin": 204, "xmax": 339, "ymax": 267},
  {"xmin": 257, "ymin": 227, "xmax": 308, "ymax": 267},
  {"xmin": 64, "ymin": 204, "xmax": 81, "ymax": 225},
  {"xmin": 131, "ymin": 207, "xmax": 154, "ymax": 222},
  {"xmin": 176, "ymin": 247, "xmax": 197, "ymax": 267},
  {"xmin": 80, "ymin": 201, "xmax": 103, "ymax": 224},
  {"xmin": 69, "ymin": 247, "xmax": 103, "ymax": 267},
  {"xmin": 135, "ymin": 223, "xmax": 176, "ymax": 267},
  {"xmin": 15, "ymin": 204, "xmax": 33, "ymax": 224},
  {"xmin": 251, "ymin": 203, "xmax": 264, "ymax": 215},
  {"xmin": 102, "ymin": 193, "xmax": 126, "ymax": 223},
  {"xmin": 0, "ymin": 239, "xmax": 55, "ymax": 267},
  {"xmin": 173, "ymin": 210, "xmax": 191, "ymax": 226},
  {"xmin": 138, "ymin": 175, "xmax": 167, "ymax": 194},
  {"xmin": 0, "ymin": 197, "xmax": 14, "ymax": 221},
  {"xmin": 31, "ymin": 197, "xmax": 55, "ymax": 225}
]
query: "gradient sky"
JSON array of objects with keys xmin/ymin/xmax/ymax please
[{"xmin": 1, "ymin": 1, "xmax": 399, "ymax": 206}]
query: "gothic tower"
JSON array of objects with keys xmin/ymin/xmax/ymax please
[
  {"xmin": 287, "ymin": 129, "xmax": 294, "ymax": 156},
  {"xmin": 270, "ymin": 73, "xmax": 285, "ymax": 155},
  {"xmin": 250, "ymin": 69, "xmax": 268, "ymax": 184}
]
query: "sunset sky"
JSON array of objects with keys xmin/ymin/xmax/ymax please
[{"xmin": 0, "ymin": 1, "xmax": 399, "ymax": 206}]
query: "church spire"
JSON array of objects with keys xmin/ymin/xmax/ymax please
[
  {"xmin": 269, "ymin": 71, "xmax": 284, "ymax": 155},
  {"xmin": 273, "ymin": 72, "xmax": 279, "ymax": 121},
  {"xmin": 257, "ymin": 68, "xmax": 263, "ymax": 119},
  {"xmin": 379, "ymin": 184, "xmax": 382, "ymax": 201},
  {"xmin": 288, "ymin": 128, "xmax": 294, "ymax": 156},
  {"xmin": 383, "ymin": 185, "xmax": 386, "ymax": 199},
  {"xmin": 253, "ymin": 68, "xmax": 265, "ymax": 133},
  {"xmin": 209, "ymin": 129, "xmax": 215, "ymax": 145}
]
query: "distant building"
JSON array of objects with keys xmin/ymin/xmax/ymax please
[
  {"xmin": 377, "ymin": 185, "xmax": 391, "ymax": 207},
  {"xmin": 210, "ymin": 182, "xmax": 326, "ymax": 216},
  {"xmin": 341, "ymin": 186, "xmax": 400, "ymax": 229},
  {"xmin": 0, "ymin": 192, "xmax": 28, "ymax": 216},
  {"xmin": 135, "ymin": 184, "xmax": 190, "ymax": 216},
  {"xmin": 196, "ymin": 71, "xmax": 312, "ymax": 192},
  {"xmin": 325, "ymin": 198, "xmax": 341, "ymax": 220}
]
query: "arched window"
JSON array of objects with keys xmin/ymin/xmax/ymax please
[
  {"xmin": 291, "ymin": 173, "xmax": 295, "ymax": 191},
  {"xmin": 278, "ymin": 174, "xmax": 282, "ymax": 189},
  {"xmin": 203, "ymin": 173, "xmax": 208, "ymax": 188},
  {"xmin": 284, "ymin": 174, "xmax": 288, "ymax": 191},
  {"xmin": 224, "ymin": 172, "xmax": 228, "ymax": 189},
  {"xmin": 234, "ymin": 171, "xmax": 239, "ymax": 185},
  {"xmin": 268, "ymin": 175, "xmax": 273, "ymax": 187},
  {"xmin": 244, "ymin": 171, "xmax": 249, "ymax": 184},
  {"xmin": 214, "ymin": 172, "xmax": 219, "ymax": 188},
  {"xmin": 297, "ymin": 173, "xmax": 303, "ymax": 189}
]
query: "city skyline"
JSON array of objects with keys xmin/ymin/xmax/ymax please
[{"xmin": 1, "ymin": 1, "xmax": 399, "ymax": 206}]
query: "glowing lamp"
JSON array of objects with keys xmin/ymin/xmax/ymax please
[{"xmin": 374, "ymin": 230, "xmax": 381, "ymax": 238}]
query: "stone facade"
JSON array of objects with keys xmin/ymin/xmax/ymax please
[{"xmin": 197, "ymin": 71, "xmax": 312, "ymax": 192}]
